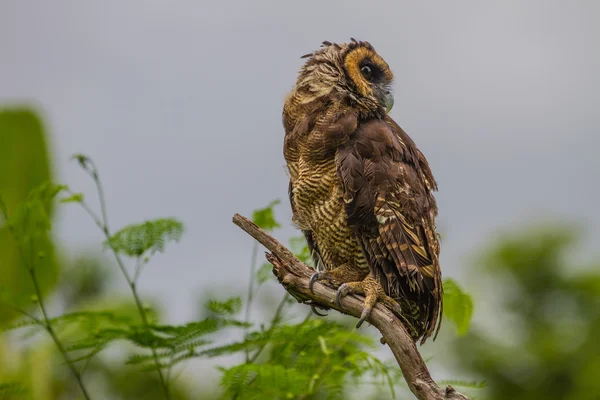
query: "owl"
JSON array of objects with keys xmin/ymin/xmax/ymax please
[{"xmin": 282, "ymin": 39, "xmax": 442, "ymax": 344}]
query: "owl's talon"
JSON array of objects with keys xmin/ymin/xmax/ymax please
[
  {"xmin": 311, "ymin": 305, "xmax": 328, "ymax": 317},
  {"xmin": 356, "ymin": 306, "xmax": 373, "ymax": 328},
  {"xmin": 309, "ymin": 271, "xmax": 330, "ymax": 294},
  {"xmin": 336, "ymin": 283, "xmax": 351, "ymax": 310}
]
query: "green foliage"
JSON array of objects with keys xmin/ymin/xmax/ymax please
[
  {"xmin": 207, "ymin": 297, "xmax": 243, "ymax": 316},
  {"xmin": 3, "ymin": 183, "xmax": 66, "ymax": 247},
  {"xmin": 59, "ymin": 192, "xmax": 84, "ymax": 204},
  {"xmin": 106, "ymin": 218, "xmax": 185, "ymax": 258},
  {"xmin": 442, "ymin": 278, "xmax": 474, "ymax": 335},
  {"xmin": 3, "ymin": 304, "xmax": 249, "ymax": 377},
  {"xmin": 0, "ymin": 108, "xmax": 58, "ymax": 326},
  {"xmin": 219, "ymin": 319, "xmax": 401, "ymax": 400},
  {"xmin": 220, "ymin": 364, "xmax": 310, "ymax": 400},
  {"xmin": 289, "ymin": 236, "xmax": 312, "ymax": 265},
  {"xmin": 0, "ymin": 120, "xmax": 478, "ymax": 400},
  {"xmin": 0, "ymin": 181, "xmax": 480, "ymax": 400},
  {"xmin": 450, "ymin": 225, "xmax": 600, "ymax": 400},
  {"xmin": 252, "ymin": 199, "xmax": 281, "ymax": 231},
  {"xmin": 216, "ymin": 200, "xmax": 404, "ymax": 400},
  {"xmin": 58, "ymin": 255, "xmax": 114, "ymax": 305},
  {"xmin": 0, "ymin": 382, "xmax": 26, "ymax": 397},
  {"xmin": 120, "ymin": 316, "xmax": 249, "ymax": 370}
]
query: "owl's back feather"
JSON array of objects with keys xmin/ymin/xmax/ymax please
[{"xmin": 337, "ymin": 117, "xmax": 442, "ymax": 343}]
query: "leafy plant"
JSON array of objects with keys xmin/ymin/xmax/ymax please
[
  {"xmin": 443, "ymin": 278, "xmax": 474, "ymax": 336},
  {"xmin": 0, "ymin": 153, "xmax": 477, "ymax": 400}
]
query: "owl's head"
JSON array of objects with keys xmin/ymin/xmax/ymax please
[{"xmin": 294, "ymin": 38, "xmax": 394, "ymax": 117}]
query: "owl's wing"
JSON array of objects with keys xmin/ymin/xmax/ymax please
[{"xmin": 336, "ymin": 118, "xmax": 442, "ymax": 343}]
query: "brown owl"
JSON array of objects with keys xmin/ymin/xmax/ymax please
[{"xmin": 282, "ymin": 39, "xmax": 442, "ymax": 344}]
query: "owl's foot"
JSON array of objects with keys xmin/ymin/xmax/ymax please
[
  {"xmin": 309, "ymin": 271, "xmax": 332, "ymax": 294},
  {"xmin": 308, "ymin": 264, "xmax": 365, "ymax": 294},
  {"xmin": 336, "ymin": 274, "xmax": 401, "ymax": 329}
]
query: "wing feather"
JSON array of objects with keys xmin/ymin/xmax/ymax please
[{"xmin": 337, "ymin": 118, "xmax": 442, "ymax": 343}]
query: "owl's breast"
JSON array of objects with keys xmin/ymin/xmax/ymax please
[
  {"xmin": 290, "ymin": 157, "xmax": 338, "ymax": 228},
  {"xmin": 289, "ymin": 156, "xmax": 367, "ymax": 271}
]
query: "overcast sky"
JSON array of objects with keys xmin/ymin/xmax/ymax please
[{"xmin": 2, "ymin": 0, "xmax": 599, "ymax": 387}]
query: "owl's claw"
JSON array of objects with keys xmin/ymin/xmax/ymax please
[
  {"xmin": 310, "ymin": 305, "xmax": 328, "ymax": 317},
  {"xmin": 336, "ymin": 283, "xmax": 351, "ymax": 311},
  {"xmin": 309, "ymin": 271, "xmax": 330, "ymax": 294},
  {"xmin": 335, "ymin": 275, "xmax": 401, "ymax": 329}
]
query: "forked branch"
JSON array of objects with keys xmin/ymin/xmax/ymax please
[{"xmin": 232, "ymin": 213, "xmax": 471, "ymax": 400}]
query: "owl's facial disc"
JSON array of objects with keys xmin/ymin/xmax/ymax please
[{"xmin": 344, "ymin": 46, "xmax": 394, "ymax": 114}]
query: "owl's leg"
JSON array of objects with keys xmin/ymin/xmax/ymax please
[
  {"xmin": 336, "ymin": 273, "xmax": 401, "ymax": 329},
  {"xmin": 308, "ymin": 264, "xmax": 365, "ymax": 294}
]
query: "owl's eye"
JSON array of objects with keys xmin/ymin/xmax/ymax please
[{"xmin": 360, "ymin": 65, "xmax": 373, "ymax": 80}]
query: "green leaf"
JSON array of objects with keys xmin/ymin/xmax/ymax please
[
  {"xmin": 443, "ymin": 278, "xmax": 474, "ymax": 335},
  {"xmin": 5, "ymin": 183, "xmax": 67, "ymax": 242},
  {"xmin": 206, "ymin": 297, "xmax": 243, "ymax": 315},
  {"xmin": 106, "ymin": 218, "xmax": 184, "ymax": 257},
  {"xmin": 252, "ymin": 200, "xmax": 281, "ymax": 231},
  {"xmin": 60, "ymin": 192, "xmax": 84, "ymax": 203},
  {"xmin": 0, "ymin": 108, "xmax": 60, "ymax": 326},
  {"xmin": 0, "ymin": 382, "xmax": 27, "ymax": 397},
  {"xmin": 318, "ymin": 336, "xmax": 331, "ymax": 355},
  {"xmin": 289, "ymin": 236, "xmax": 312, "ymax": 265},
  {"xmin": 220, "ymin": 364, "xmax": 310, "ymax": 399}
]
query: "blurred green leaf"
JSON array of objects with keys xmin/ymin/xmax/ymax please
[
  {"xmin": 4, "ymin": 183, "xmax": 67, "ymax": 244},
  {"xmin": 106, "ymin": 218, "xmax": 184, "ymax": 257},
  {"xmin": 59, "ymin": 192, "xmax": 84, "ymax": 203},
  {"xmin": 0, "ymin": 108, "xmax": 58, "ymax": 326},
  {"xmin": 289, "ymin": 236, "xmax": 312, "ymax": 265},
  {"xmin": 449, "ymin": 224, "xmax": 600, "ymax": 400},
  {"xmin": 442, "ymin": 278, "xmax": 473, "ymax": 336},
  {"xmin": 0, "ymin": 381, "xmax": 27, "ymax": 397},
  {"xmin": 251, "ymin": 200, "xmax": 281, "ymax": 231},
  {"xmin": 207, "ymin": 297, "xmax": 243, "ymax": 316}
]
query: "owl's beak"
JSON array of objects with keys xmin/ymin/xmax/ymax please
[{"xmin": 385, "ymin": 91, "xmax": 394, "ymax": 114}]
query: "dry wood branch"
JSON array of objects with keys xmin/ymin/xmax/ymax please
[{"xmin": 233, "ymin": 213, "xmax": 471, "ymax": 400}]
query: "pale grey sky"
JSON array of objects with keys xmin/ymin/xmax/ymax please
[{"xmin": 1, "ymin": 0, "xmax": 599, "ymax": 390}]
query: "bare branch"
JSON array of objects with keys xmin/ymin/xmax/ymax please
[{"xmin": 233, "ymin": 213, "xmax": 471, "ymax": 400}]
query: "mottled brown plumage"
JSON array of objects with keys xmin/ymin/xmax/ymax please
[{"xmin": 283, "ymin": 39, "xmax": 442, "ymax": 344}]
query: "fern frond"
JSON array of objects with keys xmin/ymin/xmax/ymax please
[
  {"xmin": 106, "ymin": 218, "xmax": 184, "ymax": 257},
  {"xmin": 152, "ymin": 317, "xmax": 249, "ymax": 348},
  {"xmin": 2, "ymin": 318, "xmax": 42, "ymax": 333},
  {"xmin": 206, "ymin": 297, "xmax": 242, "ymax": 316},
  {"xmin": 195, "ymin": 333, "xmax": 270, "ymax": 358},
  {"xmin": 220, "ymin": 364, "xmax": 309, "ymax": 400}
]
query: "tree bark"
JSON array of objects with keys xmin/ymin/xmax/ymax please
[{"xmin": 233, "ymin": 213, "xmax": 471, "ymax": 400}]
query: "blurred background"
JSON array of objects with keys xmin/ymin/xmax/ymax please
[{"xmin": 1, "ymin": 1, "xmax": 599, "ymax": 399}]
